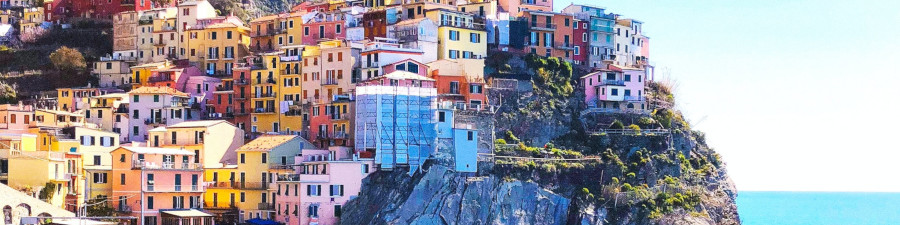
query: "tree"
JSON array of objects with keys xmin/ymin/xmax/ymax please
[
  {"xmin": 49, "ymin": 46, "xmax": 86, "ymax": 71},
  {"xmin": 85, "ymin": 196, "xmax": 115, "ymax": 217}
]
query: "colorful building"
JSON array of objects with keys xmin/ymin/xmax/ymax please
[
  {"xmin": 301, "ymin": 40, "xmax": 355, "ymax": 147},
  {"xmin": 146, "ymin": 120, "xmax": 245, "ymax": 169},
  {"xmin": 0, "ymin": 104, "xmax": 36, "ymax": 134},
  {"xmin": 426, "ymin": 8, "xmax": 487, "ymax": 60},
  {"xmin": 520, "ymin": 10, "xmax": 575, "ymax": 61},
  {"xmin": 580, "ymin": 64, "xmax": 647, "ymax": 112},
  {"xmin": 110, "ymin": 146, "xmax": 206, "ymax": 225},
  {"xmin": 426, "ymin": 59, "xmax": 488, "ymax": 109},
  {"xmin": 301, "ymin": 11, "xmax": 346, "ymax": 45},
  {"xmin": 126, "ymin": 86, "xmax": 192, "ymax": 142},
  {"xmin": 561, "ymin": 4, "xmax": 616, "ymax": 68},
  {"xmin": 231, "ymin": 135, "xmax": 309, "ymax": 221},
  {"xmin": 183, "ymin": 16, "xmax": 251, "ymax": 76},
  {"xmin": 274, "ymin": 146, "xmax": 373, "ymax": 225}
]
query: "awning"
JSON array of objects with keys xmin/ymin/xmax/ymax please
[
  {"xmin": 161, "ymin": 209, "xmax": 214, "ymax": 217},
  {"xmin": 245, "ymin": 218, "xmax": 280, "ymax": 225}
]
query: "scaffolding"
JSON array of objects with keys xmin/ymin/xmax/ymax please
[{"xmin": 355, "ymin": 78, "xmax": 437, "ymax": 174}]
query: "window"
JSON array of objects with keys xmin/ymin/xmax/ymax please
[
  {"xmin": 469, "ymin": 33, "xmax": 480, "ymax": 43},
  {"xmin": 449, "ymin": 30, "xmax": 459, "ymax": 41},
  {"xmin": 467, "ymin": 131, "xmax": 474, "ymax": 140},
  {"xmin": 132, "ymin": 110, "xmax": 139, "ymax": 119},
  {"xmin": 329, "ymin": 184, "xmax": 344, "ymax": 196},
  {"xmin": 449, "ymin": 50, "xmax": 458, "ymax": 59},
  {"xmin": 148, "ymin": 196, "xmax": 154, "ymax": 209},
  {"xmin": 93, "ymin": 172, "xmax": 108, "ymax": 183},
  {"xmin": 334, "ymin": 205, "xmax": 342, "ymax": 217},
  {"xmin": 624, "ymin": 75, "xmax": 631, "ymax": 82},
  {"xmin": 304, "ymin": 27, "xmax": 309, "ymax": 36},
  {"xmin": 438, "ymin": 111, "xmax": 446, "ymax": 122},
  {"xmin": 120, "ymin": 173, "xmax": 125, "ymax": 185},
  {"xmin": 470, "ymin": 84, "xmax": 482, "ymax": 94},
  {"xmin": 307, "ymin": 205, "xmax": 319, "ymax": 218},
  {"xmin": 574, "ymin": 46, "xmax": 580, "ymax": 56},
  {"xmin": 94, "ymin": 155, "xmax": 101, "ymax": 165},
  {"xmin": 611, "ymin": 89, "xmax": 618, "ymax": 96},
  {"xmin": 336, "ymin": 24, "xmax": 341, "ymax": 33},
  {"xmin": 262, "ymin": 153, "xmax": 267, "ymax": 163},
  {"xmin": 227, "ymin": 31, "xmax": 233, "ymax": 39},
  {"xmin": 153, "ymin": 95, "xmax": 159, "ymax": 102},
  {"xmin": 240, "ymin": 153, "xmax": 245, "ymax": 164},
  {"xmin": 133, "ymin": 95, "xmax": 139, "ymax": 102},
  {"xmin": 240, "ymin": 192, "xmax": 245, "ymax": 202}
]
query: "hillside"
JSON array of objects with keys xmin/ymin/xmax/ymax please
[{"xmin": 341, "ymin": 54, "xmax": 740, "ymax": 224}]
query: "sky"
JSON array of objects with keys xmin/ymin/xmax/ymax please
[{"xmin": 559, "ymin": 0, "xmax": 900, "ymax": 192}]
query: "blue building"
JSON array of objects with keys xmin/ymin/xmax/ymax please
[{"xmin": 354, "ymin": 71, "xmax": 438, "ymax": 174}]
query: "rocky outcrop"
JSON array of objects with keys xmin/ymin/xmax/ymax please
[{"xmin": 341, "ymin": 164, "xmax": 570, "ymax": 225}]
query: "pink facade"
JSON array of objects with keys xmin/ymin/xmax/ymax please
[
  {"xmin": 0, "ymin": 104, "xmax": 35, "ymax": 133},
  {"xmin": 110, "ymin": 146, "xmax": 205, "ymax": 225},
  {"xmin": 185, "ymin": 76, "xmax": 222, "ymax": 115},
  {"xmin": 274, "ymin": 147, "xmax": 373, "ymax": 225},
  {"xmin": 381, "ymin": 59, "xmax": 428, "ymax": 77},
  {"xmin": 581, "ymin": 64, "xmax": 647, "ymax": 110},
  {"xmin": 302, "ymin": 12, "xmax": 346, "ymax": 45}
]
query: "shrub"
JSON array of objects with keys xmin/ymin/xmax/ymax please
[
  {"xmin": 495, "ymin": 138, "xmax": 507, "ymax": 145},
  {"xmin": 609, "ymin": 120, "xmax": 625, "ymax": 129},
  {"xmin": 49, "ymin": 46, "xmax": 86, "ymax": 71},
  {"xmin": 38, "ymin": 182, "xmax": 56, "ymax": 201},
  {"xmin": 637, "ymin": 117, "xmax": 655, "ymax": 127},
  {"xmin": 541, "ymin": 163, "xmax": 558, "ymax": 173}
]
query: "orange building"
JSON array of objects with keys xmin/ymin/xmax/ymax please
[{"xmin": 520, "ymin": 10, "xmax": 576, "ymax": 61}]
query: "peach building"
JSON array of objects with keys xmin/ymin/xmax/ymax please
[
  {"xmin": 110, "ymin": 146, "xmax": 209, "ymax": 225},
  {"xmin": 0, "ymin": 104, "xmax": 36, "ymax": 134}
]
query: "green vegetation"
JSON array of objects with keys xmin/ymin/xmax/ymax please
[
  {"xmin": 85, "ymin": 195, "xmax": 115, "ymax": 217},
  {"xmin": 609, "ymin": 120, "xmax": 625, "ymax": 129},
  {"xmin": 38, "ymin": 182, "xmax": 55, "ymax": 201}
]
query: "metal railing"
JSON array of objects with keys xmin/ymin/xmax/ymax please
[
  {"xmin": 116, "ymin": 205, "xmax": 132, "ymax": 213},
  {"xmin": 624, "ymin": 96, "xmax": 644, "ymax": 101},
  {"xmin": 256, "ymin": 92, "xmax": 276, "ymax": 98},
  {"xmin": 601, "ymin": 79, "xmax": 625, "ymax": 86},
  {"xmin": 254, "ymin": 107, "xmax": 275, "ymax": 113},
  {"xmin": 258, "ymin": 203, "xmax": 275, "ymax": 210},
  {"xmin": 269, "ymin": 164, "xmax": 294, "ymax": 170},
  {"xmin": 530, "ymin": 22, "xmax": 556, "ymax": 30},
  {"xmin": 144, "ymin": 118, "xmax": 167, "ymax": 125},
  {"xmin": 438, "ymin": 20, "xmax": 485, "ymax": 30},
  {"xmin": 321, "ymin": 78, "xmax": 339, "ymax": 86},
  {"xmin": 277, "ymin": 174, "xmax": 301, "ymax": 182},
  {"xmin": 132, "ymin": 160, "xmax": 202, "ymax": 170},
  {"xmin": 234, "ymin": 182, "xmax": 268, "ymax": 190},
  {"xmin": 235, "ymin": 78, "xmax": 249, "ymax": 85}
]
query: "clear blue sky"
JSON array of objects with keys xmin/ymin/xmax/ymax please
[{"xmin": 559, "ymin": 0, "xmax": 900, "ymax": 192}]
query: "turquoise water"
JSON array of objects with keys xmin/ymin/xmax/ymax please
[{"xmin": 737, "ymin": 192, "xmax": 900, "ymax": 225}]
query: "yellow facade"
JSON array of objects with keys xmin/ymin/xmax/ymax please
[
  {"xmin": 4, "ymin": 132, "xmax": 72, "ymax": 209},
  {"xmin": 234, "ymin": 150, "xmax": 274, "ymax": 220},
  {"xmin": 250, "ymin": 53, "xmax": 304, "ymax": 134},
  {"xmin": 130, "ymin": 61, "xmax": 172, "ymax": 89},
  {"xmin": 19, "ymin": 7, "xmax": 43, "ymax": 31},
  {"xmin": 184, "ymin": 22, "xmax": 251, "ymax": 76},
  {"xmin": 203, "ymin": 166, "xmax": 240, "ymax": 210},
  {"xmin": 427, "ymin": 9, "xmax": 487, "ymax": 60}
]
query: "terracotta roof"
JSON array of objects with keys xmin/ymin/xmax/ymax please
[
  {"xmin": 119, "ymin": 146, "xmax": 194, "ymax": 155},
  {"xmin": 129, "ymin": 86, "xmax": 189, "ymax": 97},
  {"xmin": 250, "ymin": 14, "xmax": 280, "ymax": 23},
  {"xmin": 167, "ymin": 120, "xmax": 229, "ymax": 128},
  {"xmin": 236, "ymin": 135, "xmax": 297, "ymax": 152}
]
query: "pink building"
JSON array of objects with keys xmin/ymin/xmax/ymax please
[
  {"xmin": 581, "ymin": 64, "xmax": 647, "ymax": 112},
  {"xmin": 0, "ymin": 104, "xmax": 35, "ymax": 134},
  {"xmin": 110, "ymin": 146, "xmax": 211, "ymax": 225},
  {"xmin": 274, "ymin": 147, "xmax": 373, "ymax": 225},
  {"xmin": 185, "ymin": 76, "xmax": 222, "ymax": 116},
  {"xmin": 302, "ymin": 11, "xmax": 346, "ymax": 45}
]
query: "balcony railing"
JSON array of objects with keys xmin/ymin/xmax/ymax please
[
  {"xmin": 144, "ymin": 118, "xmax": 167, "ymax": 125},
  {"xmin": 116, "ymin": 205, "xmax": 132, "ymax": 213},
  {"xmin": 132, "ymin": 160, "xmax": 202, "ymax": 170},
  {"xmin": 330, "ymin": 112, "xmax": 349, "ymax": 121},
  {"xmin": 277, "ymin": 174, "xmax": 301, "ymax": 182},
  {"xmin": 254, "ymin": 107, "xmax": 276, "ymax": 113},
  {"xmin": 255, "ymin": 92, "xmax": 276, "ymax": 98},
  {"xmin": 145, "ymin": 184, "xmax": 203, "ymax": 192},
  {"xmin": 601, "ymin": 79, "xmax": 625, "ymax": 86},
  {"xmin": 321, "ymin": 78, "xmax": 339, "ymax": 86},
  {"xmin": 333, "ymin": 131, "xmax": 349, "ymax": 139},
  {"xmin": 204, "ymin": 202, "xmax": 236, "ymax": 209},
  {"xmin": 258, "ymin": 203, "xmax": 275, "ymax": 211},
  {"xmin": 207, "ymin": 181, "xmax": 235, "ymax": 189},
  {"xmin": 147, "ymin": 76, "xmax": 173, "ymax": 83},
  {"xmin": 269, "ymin": 164, "xmax": 294, "ymax": 170},
  {"xmin": 234, "ymin": 182, "xmax": 268, "ymax": 190},
  {"xmin": 215, "ymin": 86, "xmax": 233, "ymax": 91},
  {"xmin": 530, "ymin": 22, "xmax": 556, "ymax": 30},
  {"xmin": 624, "ymin": 96, "xmax": 645, "ymax": 101},
  {"xmin": 438, "ymin": 20, "xmax": 485, "ymax": 30},
  {"xmin": 555, "ymin": 42, "xmax": 575, "ymax": 50},
  {"xmin": 235, "ymin": 78, "xmax": 249, "ymax": 85}
]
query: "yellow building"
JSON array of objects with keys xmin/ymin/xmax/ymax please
[
  {"xmin": 74, "ymin": 127, "xmax": 120, "ymax": 202},
  {"xmin": 34, "ymin": 109, "xmax": 87, "ymax": 128},
  {"xmin": 85, "ymin": 93, "xmax": 130, "ymax": 141},
  {"xmin": 231, "ymin": 135, "xmax": 307, "ymax": 221},
  {"xmin": 203, "ymin": 165, "xmax": 239, "ymax": 222},
  {"xmin": 426, "ymin": 8, "xmax": 487, "ymax": 60},
  {"xmin": 136, "ymin": 8, "xmax": 177, "ymax": 63},
  {"xmin": 0, "ymin": 129, "xmax": 77, "ymax": 209},
  {"xmin": 247, "ymin": 52, "xmax": 302, "ymax": 134},
  {"xmin": 130, "ymin": 60, "xmax": 172, "ymax": 89},
  {"xmin": 19, "ymin": 7, "xmax": 43, "ymax": 31},
  {"xmin": 184, "ymin": 17, "xmax": 251, "ymax": 76}
]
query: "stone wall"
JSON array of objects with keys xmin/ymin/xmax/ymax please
[{"xmin": 0, "ymin": 183, "xmax": 74, "ymax": 225}]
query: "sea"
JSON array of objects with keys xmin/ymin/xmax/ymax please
[{"xmin": 737, "ymin": 192, "xmax": 900, "ymax": 225}]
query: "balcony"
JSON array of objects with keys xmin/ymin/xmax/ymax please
[
  {"xmin": 255, "ymin": 92, "xmax": 276, "ymax": 98},
  {"xmin": 204, "ymin": 202, "xmax": 236, "ymax": 209},
  {"xmin": 116, "ymin": 205, "xmax": 132, "ymax": 213},
  {"xmin": 207, "ymin": 181, "xmax": 235, "ymax": 189},
  {"xmin": 601, "ymin": 79, "xmax": 625, "ymax": 86},
  {"xmin": 235, "ymin": 78, "xmax": 249, "ymax": 85},
  {"xmin": 333, "ymin": 131, "xmax": 349, "ymax": 139},
  {"xmin": 145, "ymin": 184, "xmax": 204, "ymax": 192},
  {"xmin": 624, "ymin": 96, "xmax": 645, "ymax": 102},
  {"xmin": 277, "ymin": 174, "xmax": 301, "ymax": 182},
  {"xmin": 147, "ymin": 76, "xmax": 173, "ymax": 83},
  {"xmin": 285, "ymin": 109, "xmax": 302, "ymax": 117},
  {"xmin": 253, "ymin": 107, "xmax": 275, "ymax": 114},
  {"xmin": 269, "ymin": 164, "xmax": 294, "ymax": 170},
  {"xmin": 132, "ymin": 160, "xmax": 202, "ymax": 171},
  {"xmin": 437, "ymin": 20, "xmax": 485, "ymax": 30},
  {"xmin": 321, "ymin": 78, "xmax": 339, "ymax": 86},
  {"xmin": 266, "ymin": 78, "xmax": 277, "ymax": 84},
  {"xmin": 234, "ymin": 182, "xmax": 268, "ymax": 190},
  {"xmin": 258, "ymin": 203, "xmax": 275, "ymax": 211},
  {"xmin": 251, "ymin": 28, "xmax": 285, "ymax": 38},
  {"xmin": 330, "ymin": 112, "xmax": 349, "ymax": 121},
  {"xmin": 555, "ymin": 42, "xmax": 575, "ymax": 50},
  {"xmin": 215, "ymin": 86, "xmax": 233, "ymax": 92},
  {"xmin": 208, "ymin": 70, "xmax": 231, "ymax": 78},
  {"xmin": 51, "ymin": 173, "xmax": 72, "ymax": 182},
  {"xmin": 144, "ymin": 118, "xmax": 167, "ymax": 125},
  {"xmin": 530, "ymin": 22, "xmax": 556, "ymax": 31}
]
